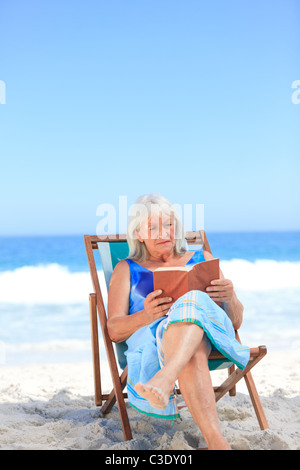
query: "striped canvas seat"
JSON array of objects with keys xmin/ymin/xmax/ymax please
[{"xmin": 97, "ymin": 241, "xmax": 129, "ymax": 370}]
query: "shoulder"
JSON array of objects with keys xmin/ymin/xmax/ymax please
[
  {"xmin": 112, "ymin": 259, "xmax": 130, "ymax": 278},
  {"xmin": 109, "ymin": 260, "xmax": 130, "ymax": 292},
  {"xmin": 114, "ymin": 259, "xmax": 130, "ymax": 270}
]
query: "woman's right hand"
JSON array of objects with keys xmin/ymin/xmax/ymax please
[{"xmin": 143, "ymin": 290, "xmax": 173, "ymax": 324}]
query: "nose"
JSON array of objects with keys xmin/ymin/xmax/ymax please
[{"xmin": 158, "ymin": 223, "xmax": 170, "ymax": 239}]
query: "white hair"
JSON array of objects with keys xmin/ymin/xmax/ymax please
[{"xmin": 127, "ymin": 193, "xmax": 187, "ymax": 261}]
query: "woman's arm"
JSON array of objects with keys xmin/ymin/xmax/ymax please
[
  {"xmin": 107, "ymin": 260, "xmax": 145, "ymax": 342},
  {"xmin": 107, "ymin": 260, "xmax": 173, "ymax": 342},
  {"xmin": 203, "ymin": 250, "xmax": 244, "ymax": 330}
]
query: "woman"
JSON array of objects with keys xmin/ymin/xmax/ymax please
[{"xmin": 107, "ymin": 194, "xmax": 249, "ymax": 450}]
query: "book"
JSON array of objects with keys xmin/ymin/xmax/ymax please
[{"xmin": 153, "ymin": 258, "xmax": 220, "ymax": 303}]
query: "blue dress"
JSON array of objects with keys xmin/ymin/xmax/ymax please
[{"xmin": 124, "ymin": 249, "xmax": 250, "ymax": 420}]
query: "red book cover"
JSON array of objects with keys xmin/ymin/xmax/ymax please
[{"xmin": 153, "ymin": 258, "xmax": 220, "ymax": 303}]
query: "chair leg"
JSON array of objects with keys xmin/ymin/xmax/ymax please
[
  {"xmin": 89, "ymin": 293, "xmax": 133, "ymax": 440},
  {"xmin": 105, "ymin": 346, "xmax": 133, "ymax": 441},
  {"xmin": 244, "ymin": 370, "xmax": 269, "ymax": 430},
  {"xmin": 89, "ymin": 293, "xmax": 102, "ymax": 406},
  {"xmin": 214, "ymin": 346, "xmax": 269, "ymax": 430},
  {"xmin": 228, "ymin": 364, "xmax": 236, "ymax": 396},
  {"xmin": 96, "ymin": 301, "xmax": 133, "ymax": 441},
  {"xmin": 101, "ymin": 367, "xmax": 128, "ymax": 414}
]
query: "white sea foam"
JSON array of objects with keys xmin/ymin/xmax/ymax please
[
  {"xmin": 0, "ymin": 264, "xmax": 97, "ymax": 304},
  {"xmin": 220, "ymin": 259, "xmax": 300, "ymax": 291},
  {"xmin": 0, "ymin": 260, "xmax": 299, "ymax": 304},
  {"xmin": 0, "ymin": 260, "xmax": 299, "ymax": 364}
]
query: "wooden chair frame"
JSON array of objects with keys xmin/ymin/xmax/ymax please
[{"xmin": 84, "ymin": 231, "xmax": 268, "ymax": 441}]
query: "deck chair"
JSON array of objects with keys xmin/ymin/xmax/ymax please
[{"xmin": 84, "ymin": 231, "xmax": 268, "ymax": 442}]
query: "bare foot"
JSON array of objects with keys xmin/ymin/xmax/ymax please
[{"xmin": 135, "ymin": 383, "xmax": 170, "ymax": 409}]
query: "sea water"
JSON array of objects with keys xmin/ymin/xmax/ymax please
[{"xmin": 0, "ymin": 232, "xmax": 299, "ymax": 365}]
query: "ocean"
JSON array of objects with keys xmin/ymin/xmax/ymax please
[{"xmin": 0, "ymin": 232, "xmax": 299, "ymax": 365}]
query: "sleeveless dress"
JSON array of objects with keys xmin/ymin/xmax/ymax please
[{"xmin": 124, "ymin": 249, "xmax": 250, "ymax": 420}]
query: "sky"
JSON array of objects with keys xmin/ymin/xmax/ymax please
[{"xmin": 0, "ymin": 0, "xmax": 299, "ymax": 235}]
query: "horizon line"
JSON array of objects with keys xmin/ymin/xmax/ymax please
[{"xmin": 0, "ymin": 229, "xmax": 300, "ymax": 238}]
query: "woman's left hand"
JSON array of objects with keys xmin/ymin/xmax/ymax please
[{"xmin": 206, "ymin": 278, "xmax": 234, "ymax": 304}]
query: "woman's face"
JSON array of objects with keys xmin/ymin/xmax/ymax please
[{"xmin": 136, "ymin": 212, "xmax": 176, "ymax": 257}]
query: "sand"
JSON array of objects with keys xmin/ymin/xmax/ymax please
[{"xmin": 0, "ymin": 349, "xmax": 299, "ymax": 450}]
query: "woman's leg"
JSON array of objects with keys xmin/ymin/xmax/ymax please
[
  {"xmin": 135, "ymin": 323, "xmax": 205, "ymax": 408},
  {"xmin": 176, "ymin": 335, "xmax": 231, "ymax": 449},
  {"xmin": 135, "ymin": 322, "xmax": 231, "ymax": 450}
]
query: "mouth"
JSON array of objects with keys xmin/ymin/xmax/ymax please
[{"xmin": 156, "ymin": 240, "xmax": 170, "ymax": 245}]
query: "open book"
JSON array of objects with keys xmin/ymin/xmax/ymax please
[{"xmin": 153, "ymin": 258, "xmax": 220, "ymax": 303}]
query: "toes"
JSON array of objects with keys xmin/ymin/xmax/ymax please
[
  {"xmin": 145, "ymin": 385, "xmax": 162, "ymax": 398},
  {"xmin": 135, "ymin": 383, "xmax": 145, "ymax": 394},
  {"xmin": 134, "ymin": 383, "xmax": 169, "ymax": 410},
  {"xmin": 144, "ymin": 385, "xmax": 169, "ymax": 408}
]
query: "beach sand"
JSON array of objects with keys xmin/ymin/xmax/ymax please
[{"xmin": 0, "ymin": 349, "xmax": 299, "ymax": 450}]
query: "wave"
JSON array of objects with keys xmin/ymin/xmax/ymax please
[
  {"xmin": 220, "ymin": 259, "xmax": 300, "ymax": 291},
  {"xmin": 0, "ymin": 261, "xmax": 299, "ymax": 363},
  {"xmin": 0, "ymin": 260, "xmax": 300, "ymax": 304},
  {"xmin": 0, "ymin": 264, "xmax": 95, "ymax": 304}
]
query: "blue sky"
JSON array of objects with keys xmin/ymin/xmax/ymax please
[{"xmin": 0, "ymin": 0, "xmax": 299, "ymax": 235}]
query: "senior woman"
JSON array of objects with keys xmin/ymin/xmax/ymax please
[{"xmin": 107, "ymin": 194, "xmax": 249, "ymax": 450}]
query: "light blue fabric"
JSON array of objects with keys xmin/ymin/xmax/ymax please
[
  {"xmin": 157, "ymin": 290, "xmax": 250, "ymax": 371},
  {"xmin": 125, "ymin": 318, "xmax": 180, "ymax": 419},
  {"xmin": 124, "ymin": 250, "xmax": 250, "ymax": 419}
]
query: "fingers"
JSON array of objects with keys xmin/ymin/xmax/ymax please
[
  {"xmin": 206, "ymin": 279, "xmax": 231, "ymax": 288},
  {"xmin": 206, "ymin": 279, "xmax": 234, "ymax": 302},
  {"xmin": 147, "ymin": 289, "xmax": 164, "ymax": 300},
  {"xmin": 144, "ymin": 290, "xmax": 173, "ymax": 321},
  {"xmin": 207, "ymin": 292, "xmax": 232, "ymax": 302},
  {"xmin": 155, "ymin": 296, "xmax": 173, "ymax": 306},
  {"xmin": 153, "ymin": 301, "xmax": 173, "ymax": 314},
  {"xmin": 206, "ymin": 279, "xmax": 233, "ymax": 293},
  {"xmin": 206, "ymin": 285, "xmax": 228, "ymax": 293},
  {"xmin": 147, "ymin": 290, "xmax": 172, "ymax": 305},
  {"xmin": 151, "ymin": 296, "xmax": 173, "ymax": 315}
]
